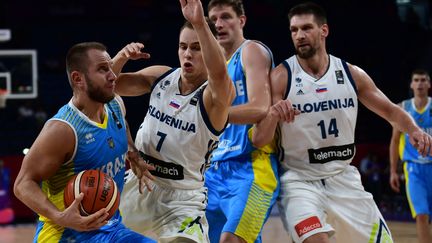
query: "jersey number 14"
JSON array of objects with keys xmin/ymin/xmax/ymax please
[{"xmin": 317, "ymin": 118, "xmax": 339, "ymax": 139}]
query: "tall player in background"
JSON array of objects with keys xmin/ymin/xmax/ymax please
[
  {"xmin": 204, "ymin": 0, "xmax": 278, "ymax": 242},
  {"xmin": 389, "ymin": 69, "xmax": 432, "ymax": 243},
  {"xmin": 253, "ymin": 2, "xmax": 432, "ymax": 243},
  {"xmin": 115, "ymin": 0, "xmax": 235, "ymax": 242},
  {"xmin": 13, "ymin": 42, "xmax": 155, "ymax": 242}
]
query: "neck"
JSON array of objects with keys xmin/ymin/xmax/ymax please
[
  {"xmin": 72, "ymin": 95, "xmax": 106, "ymax": 123},
  {"xmin": 297, "ymin": 50, "xmax": 329, "ymax": 79},
  {"xmin": 179, "ymin": 75, "xmax": 205, "ymax": 95},
  {"xmin": 222, "ymin": 37, "xmax": 246, "ymax": 60},
  {"xmin": 414, "ymin": 95, "xmax": 429, "ymax": 109}
]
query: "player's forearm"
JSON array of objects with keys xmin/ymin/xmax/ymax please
[
  {"xmin": 14, "ymin": 179, "xmax": 61, "ymax": 222},
  {"xmin": 125, "ymin": 121, "xmax": 136, "ymax": 151},
  {"xmin": 389, "ymin": 106, "xmax": 420, "ymax": 134},
  {"xmin": 229, "ymin": 104, "xmax": 268, "ymax": 124},
  {"xmin": 389, "ymin": 135, "xmax": 400, "ymax": 174},
  {"xmin": 251, "ymin": 112, "xmax": 278, "ymax": 148},
  {"xmin": 193, "ymin": 22, "xmax": 228, "ymax": 85},
  {"xmin": 111, "ymin": 51, "xmax": 130, "ymax": 77}
]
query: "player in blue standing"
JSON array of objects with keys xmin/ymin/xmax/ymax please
[
  {"xmin": 13, "ymin": 42, "xmax": 155, "ymax": 242},
  {"xmin": 204, "ymin": 0, "xmax": 279, "ymax": 242},
  {"xmin": 389, "ymin": 69, "xmax": 432, "ymax": 243}
]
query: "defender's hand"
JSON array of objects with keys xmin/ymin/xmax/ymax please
[{"xmin": 118, "ymin": 42, "xmax": 151, "ymax": 61}]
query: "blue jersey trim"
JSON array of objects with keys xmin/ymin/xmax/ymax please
[
  {"xmin": 199, "ymin": 86, "xmax": 225, "ymax": 136},
  {"xmin": 150, "ymin": 68, "xmax": 177, "ymax": 92},
  {"xmin": 282, "ymin": 60, "xmax": 292, "ymax": 100},
  {"xmin": 341, "ymin": 60, "xmax": 357, "ymax": 94}
]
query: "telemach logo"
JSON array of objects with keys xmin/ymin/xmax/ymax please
[{"xmin": 308, "ymin": 143, "xmax": 355, "ymax": 164}]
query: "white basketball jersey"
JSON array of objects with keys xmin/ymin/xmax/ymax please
[
  {"xmin": 135, "ymin": 68, "xmax": 220, "ymax": 189},
  {"xmin": 279, "ymin": 55, "xmax": 358, "ymax": 180}
]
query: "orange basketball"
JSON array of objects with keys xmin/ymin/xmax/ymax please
[{"xmin": 64, "ymin": 169, "xmax": 120, "ymax": 220}]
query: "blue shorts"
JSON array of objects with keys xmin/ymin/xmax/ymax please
[
  {"xmin": 404, "ymin": 161, "xmax": 432, "ymax": 218},
  {"xmin": 33, "ymin": 220, "xmax": 156, "ymax": 243},
  {"xmin": 205, "ymin": 151, "xmax": 279, "ymax": 243}
]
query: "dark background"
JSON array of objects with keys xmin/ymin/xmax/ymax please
[
  {"xmin": 0, "ymin": 0, "xmax": 430, "ymax": 222},
  {"xmin": 0, "ymin": 0, "xmax": 431, "ymax": 153}
]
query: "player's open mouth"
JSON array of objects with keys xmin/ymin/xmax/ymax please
[
  {"xmin": 217, "ymin": 32, "xmax": 228, "ymax": 39},
  {"xmin": 184, "ymin": 62, "xmax": 193, "ymax": 72}
]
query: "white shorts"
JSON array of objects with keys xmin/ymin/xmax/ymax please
[
  {"xmin": 120, "ymin": 170, "xmax": 209, "ymax": 243},
  {"xmin": 278, "ymin": 165, "xmax": 393, "ymax": 243}
]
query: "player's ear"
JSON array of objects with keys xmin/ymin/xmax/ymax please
[
  {"xmin": 239, "ymin": 15, "xmax": 246, "ymax": 29},
  {"xmin": 71, "ymin": 71, "xmax": 84, "ymax": 87},
  {"xmin": 321, "ymin": 24, "xmax": 329, "ymax": 38}
]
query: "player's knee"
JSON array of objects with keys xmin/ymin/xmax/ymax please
[
  {"xmin": 416, "ymin": 214, "xmax": 430, "ymax": 224},
  {"xmin": 303, "ymin": 232, "xmax": 330, "ymax": 243},
  {"xmin": 220, "ymin": 232, "xmax": 246, "ymax": 243}
]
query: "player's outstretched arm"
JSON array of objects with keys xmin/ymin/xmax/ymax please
[
  {"xmin": 13, "ymin": 121, "xmax": 109, "ymax": 231},
  {"xmin": 112, "ymin": 42, "xmax": 171, "ymax": 97},
  {"xmin": 352, "ymin": 64, "xmax": 432, "ymax": 157},
  {"xmin": 180, "ymin": 0, "xmax": 235, "ymax": 131},
  {"xmin": 112, "ymin": 42, "xmax": 150, "ymax": 76}
]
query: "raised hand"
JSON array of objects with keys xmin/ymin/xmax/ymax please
[
  {"xmin": 55, "ymin": 193, "xmax": 109, "ymax": 231},
  {"xmin": 118, "ymin": 42, "xmax": 151, "ymax": 61},
  {"xmin": 179, "ymin": 0, "xmax": 205, "ymax": 26}
]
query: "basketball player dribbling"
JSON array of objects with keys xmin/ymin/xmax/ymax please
[
  {"xmin": 253, "ymin": 2, "xmax": 432, "ymax": 243},
  {"xmin": 14, "ymin": 42, "xmax": 155, "ymax": 242}
]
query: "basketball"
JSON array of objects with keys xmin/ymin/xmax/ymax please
[{"xmin": 64, "ymin": 170, "xmax": 120, "ymax": 220}]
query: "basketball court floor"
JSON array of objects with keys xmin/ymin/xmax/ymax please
[{"xmin": 0, "ymin": 217, "xmax": 418, "ymax": 243}]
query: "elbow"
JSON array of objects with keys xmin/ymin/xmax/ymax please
[
  {"xmin": 13, "ymin": 174, "xmax": 29, "ymax": 202},
  {"xmin": 251, "ymin": 129, "xmax": 270, "ymax": 149},
  {"xmin": 13, "ymin": 178, "xmax": 23, "ymax": 201},
  {"xmin": 252, "ymin": 139, "xmax": 266, "ymax": 149}
]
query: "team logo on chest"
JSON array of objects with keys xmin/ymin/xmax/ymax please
[
  {"xmin": 296, "ymin": 90, "xmax": 305, "ymax": 95},
  {"xmin": 159, "ymin": 79, "xmax": 171, "ymax": 90},
  {"xmin": 335, "ymin": 70, "xmax": 344, "ymax": 84},
  {"xmin": 85, "ymin": 133, "xmax": 95, "ymax": 144},
  {"xmin": 295, "ymin": 77, "xmax": 303, "ymax": 88},
  {"xmin": 107, "ymin": 137, "xmax": 115, "ymax": 149}
]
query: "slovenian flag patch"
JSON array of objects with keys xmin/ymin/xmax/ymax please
[
  {"xmin": 169, "ymin": 101, "xmax": 180, "ymax": 109},
  {"xmin": 315, "ymin": 87, "xmax": 327, "ymax": 93}
]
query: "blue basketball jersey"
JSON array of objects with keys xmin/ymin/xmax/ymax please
[
  {"xmin": 211, "ymin": 40, "xmax": 274, "ymax": 162},
  {"xmin": 399, "ymin": 98, "xmax": 432, "ymax": 164},
  {"xmin": 34, "ymin": 97, "xmax": 128, "ymax": 242}
]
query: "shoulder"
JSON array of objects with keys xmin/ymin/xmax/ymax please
[
  {"xmin": 244, "ymin": 40, "xmax": 271, "ymax": 53},
  {"xmin": 242, "ymin": 41, "xmax": 272, "ymax": 62},
  {"xmin": 41, "ymin": 119, "xmax": 76, "ymax": 141},
  {"xmin": 271, "ymin": 62, "xmax": 290, "ymax": 89},
  {"xmin": 345, "ymin": 62, "xmax": 373, "ymax": 93},
  {"xmin": 346, "ymin": 63, "xmax": 367, "ymax": 79}
]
